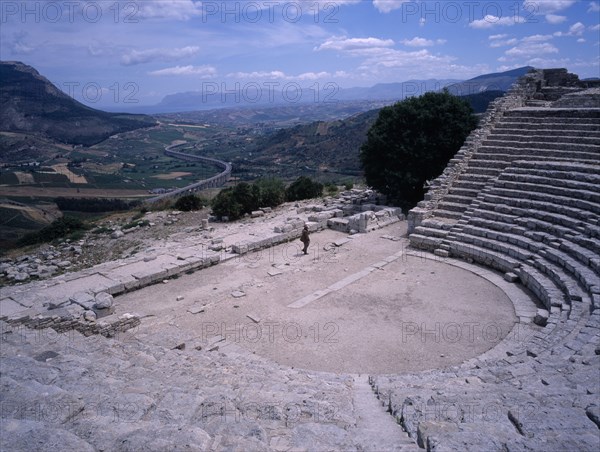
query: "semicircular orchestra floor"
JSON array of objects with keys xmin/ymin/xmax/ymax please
[{"xmin": 116, "ymin": 225, "xmax": 518, "ymax": 374}]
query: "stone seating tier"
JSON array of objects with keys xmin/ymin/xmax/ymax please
[{"xmin": 402, "ymin": 70, "xmax": 600, "ymax": 449}]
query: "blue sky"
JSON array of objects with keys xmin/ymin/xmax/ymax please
[{"xmin": 1, "ymin": 0, "xmax": 598, "ymax": 107}]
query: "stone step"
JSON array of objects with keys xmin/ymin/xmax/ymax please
[
  {"xmin": 487, "ymin": 130, "xmax": 600, "ymax": 142},
  {"xmin": 436, "ymin": 201, "xmax": 470, "ymax": 213},
  {"xmin": 477, "ymin": 146, "xmax": 599, "ymax": 161},
  {"xmin": 450, "ymin": 233, "xmax": 566, "ymax": 310},
  {"xmin": 462, "ymin": 167, "xmax": 503, "ymax": 177},
  {"xmin": 504, "ymin": 108, "xmax": 600, "ymax": 119},
  {"xmin": 497, "ymin": 172, "xmax": 600, "ymax": 193},
  {"xmin": 351, "ymin": 377, "xmax": 419, "ymax": 451},
  {"xmin": 510, "ymin": 159, "xmax": 600, "ymax": 175},
  {"xmin": 504, "ymin": 166, "xmax": 600, "ymax": 184},
  {"xmin": 467, "ymin": 159, "xmax": 510, "ymax": 169},
  {"xmin": 490, "ymin": 128, "xmax": 600, "ymax": 138},
  {"xmin": 413, "ymin": 226, "xmax": 449, "ymax": 238},
  {"xmin": 447, "ymin": 187, "xmax": 480, "ymax": 197},
  {"xmin": 481, "ymin": 139, "xmax": 599, "ymax": 153},
  {"xmin": 0, "ymin": 319, "xmax": 361, "ymax": 451},
  {"xmin": 476, "ymin": 199, "xmax": 593, "ymax": 232},
  {"xmin": 571, "ymin": 234, "xmax": 600, "ymax": 257},
  {"xmin": 494, "ymin": 179, "xmax": 600, "ymax": 204},
  {"xmin": 460, "ymin": 173, "xmax": 495, "ymax": 182},
  {"xmin": 475, "ymin": 150, "xmax": 599, "ymax": 162},
  {"xmin": 459, "ymin": 226, "xmax": 598, "ymax": 301},
  {"xmin": 495, "ymin": 121, "xmax": 600, "ymax": 132},
  {"xmin": 429, "ymin": 209, "xmax": 466, "ymax": 220},
  {"xmin": 408, "ymin": 233, "xmax": 443, "ymax": 251},
  {"xmin": 441, "ymin": 194, "xmax": 476, "ymax": 206},
  {"xmin": 484, "ymin": 187, "xmax": 600, "ymax": 215}
]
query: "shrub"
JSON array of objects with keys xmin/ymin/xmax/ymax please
[
  {"xmin": 233, "ymin": 182, "xmax": 260, "ymax": 213},
  {"xmin": 325, "ymin": 183, "xmax": 338, "ymax": 196},
  {"xmin": 18, "ymin": 216, "xmax": 88, "ymax": 246},
  {"xmin": 211, "ymin": 188, "xmax": 243, "ymax": 220},
  {"xmin": 254, "ymin": 178, "xmax": 286, "ymax": 207},
  {"xmin": 174, "ymin": 194, "xmax": 204, "ymax": 212},
  {"xmin": 286, "ymin": 176, "xmax": 323, "ymax": 202}
]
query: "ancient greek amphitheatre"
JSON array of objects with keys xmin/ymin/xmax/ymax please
[{"xmin": 1, "ymin": 69, "xmax": 599, "ymax": 451}]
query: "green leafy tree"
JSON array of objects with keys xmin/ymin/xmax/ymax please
[
  {"xmin": 233, "ymin": 182, "xmax": 260, "ymax": 213},
  {"xmin": 174, "ymin": 194, "xmax": 204, "ymax": 212},
  {"xmin": 360, "ymin": 90, "xmax": 478, "ymax": 207},
  {"xmin": 211, "ymin": 188, "xmax": 242, "ymax": 220},
  {"xmin": 254, "ymin": 178, "xmax": 286, "ymax": 207},
  {"xmin": 286, "ymin": 176, "xmax": 323, "ymax": 202}
]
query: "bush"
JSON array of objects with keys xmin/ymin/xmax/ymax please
[
  {"xmin": 325, "ymin": 183, "xmax": 338, "ymax": 196},
  {"xmin": 174, "ymin": 194, "xmax": 204, "ymax": 212},
  {"xmin": 360, "ymin": 89, "xmax": 478, "ymax": 207},
  {"xmin": 344, "ymin": 181, "xmax": 354, "ymax": 191},
  {"xmin": 18, "ymin": 216, "xmax": 88, "ymax": 246},
  {"xmin": 54, "ymin": 197, "xmax": 138, "ymax": 212},
  {"xmin": 233, "ymin": 182, "xmax": 260, "ymax": 213},
  {"xmin": 211, "ymin": 178, "xmax": 288, "ymax": 220},
  {"xmin": 211, "ymin": 188, "xmax": 243, "ymax": 220},
  {"xmin": 254, "ymin": 178, "xmax": 286, "ymax": 207},
  {"xmin": 286, "ymin": 176, "xmax": 323, "ymax": 202}
]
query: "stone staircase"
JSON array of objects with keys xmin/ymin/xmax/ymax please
[
  {"xmin": 419, "ymin": 108, "xmax": 600, "ymax": 223},
  {"xmin": 401, "ymin": 69, "xmax": 600, "ymax": 449}
]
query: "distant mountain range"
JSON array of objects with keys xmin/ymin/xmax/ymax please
[
  {"xmin": 0, "ymin": 61, "xmax": 155, "ymax": 148},
  {"xmin": 120, "ymin": 67, "xmax": 533, "ymax": 114},
  {"xmin": 0, "ymin": 61, "xmax": 533, "ymax": 175},
  {"xmin": 446, "ymin": 66, "xmax": 534, "ymax": 95}
]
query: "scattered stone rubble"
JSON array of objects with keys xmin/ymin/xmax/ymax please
[{"xmin": 0, "ymin": 241, "xmax": 84, "ymax": 283}]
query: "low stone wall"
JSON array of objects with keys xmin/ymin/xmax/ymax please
[{"xmin": 5, "ymin": 306, "xmax": 141, "ymax": 338}]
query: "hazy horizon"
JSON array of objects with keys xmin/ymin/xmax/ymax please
[{"xmin": 1, "ymin": 0, "xmax": 598, "ymax": 109}]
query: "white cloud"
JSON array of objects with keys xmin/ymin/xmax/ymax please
[
  {"xmin": 227, "ymin": 71, "xmax": 287, "ymax": 79},
  {"xmin": 401, "ymin": 37, "xmax": 446, "ymax": 47},
  {"xmin": 469, "ymin": 15, "xmax": 527, "ymax": 29},
  {"xmin": 490, "ymin": 38, "xmax": 519, "ymax": 48},
  {"xmin": 545, "ymin": 14, "xmax": 567, "ymax": 24},
  {"xmin": 419, "ymin": 18, "xmax": 426, "ymax": 27},
  {"xmin": 489, "ymin": 34, "xmax": 519, "ymax": 48},
  {"xmin": 139, "ymin": 0, "xmax": 202, "ymax": 20},
  {"xmin": 551, "ymin": 21, "xmax": 587, "ymax": 37},
  {"xmin": 527, "ymin": 0, "xmax": 576, "ymax": 14},
  {"xmin": 226, "ymin": 70, "xmax": 348, "ymax": 81},
  {"xmin": 577, "ymin": 38, "xmax": 586, "ymax": 43},
  {"xmin": 522, "ymin": 34, "xmax": 553, "ymax": 42},
  {"xmin": 568, "ymin": 22, "xmax": 586, "ymax": 36},
  {"xmin": 591, "ymin": 24, "xmax": 600, "ymax": 31},
  {"xmin": 589, "ymin": 2, "xmax": 600, "ymax": 12},
  {"xmin": 149, "ymin": 65, "xmax": 217, "ymax": 77},
  {"xmin": 121, "ymin": 46, "xmax": 200, "ymax": 66},
  {"xmin": 315, "ymin": 36, "xmax": 395, "ymax": 51},
  {"xmin": 505, "ymin": 42, "xmax": 559, "ymax": 57},
  {"xmin": 372, "ymin": 0, "xmax": 411, "ymax": 13},
  {"xmin": 9, "ymin": 31, "xmax": 35, "ymax": 55}
]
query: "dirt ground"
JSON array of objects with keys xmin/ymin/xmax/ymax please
[{"xmin": 115, "ymin": 223, "xmax": 517, "ymax": 375}]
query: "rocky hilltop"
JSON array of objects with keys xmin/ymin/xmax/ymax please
[{"xmin": 0, "ymin": 61, "xmax": 155, "ymax": 156}]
